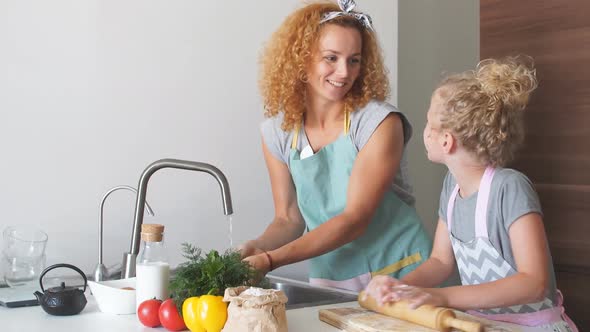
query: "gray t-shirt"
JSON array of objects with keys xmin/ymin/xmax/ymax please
[
  {"xmin": 438, "ymin": 168, "xmax": 557, "ymax": 301},
  {"xmin": 260, "ymin": 100, "xmax": 416, "ymax": 206}
]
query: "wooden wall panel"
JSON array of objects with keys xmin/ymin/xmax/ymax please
[
  {"xmin": 512, "ymin": 157, "xmax": 590, "ymax": 185},
  {"xmin": 538, "ymin": 185, "xmax": 590, "ymax": 268},
  {"xmin": 481, "ymin": 0, "xmax": 590, "ymax": 329}
]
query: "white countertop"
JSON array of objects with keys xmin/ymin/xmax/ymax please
[
  {"xmin": 0, "ymin": 275, "xmax": 528, "ymax": 332},
  {"xmin": 0, "ymin": 294, "xmax": 533, "ymax": 332},
  {"xmin": 0, "ymin": 293, "xmax": 351, "ymax": 332}
]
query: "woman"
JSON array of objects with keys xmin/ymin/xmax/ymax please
[{"xmin": 240, "ymin": 0, "xmax": 431, "ymax": 292}]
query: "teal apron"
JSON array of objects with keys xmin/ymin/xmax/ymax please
[{"xmin": 289, "ymin": 111, "xmax": 432, "ymax": 291}]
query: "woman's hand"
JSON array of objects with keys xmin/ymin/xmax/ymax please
[
  {"xmin": 242, "ymin": 252, "xmax": 272, "ymax": 276},
  {"xmin": 237, "ymin": 240, "xmax": 265, "ymax": 259}
]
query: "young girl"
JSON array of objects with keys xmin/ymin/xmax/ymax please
[{"xmin": 363, "ymin": 56, "xmax": 578, "ymax": 331}]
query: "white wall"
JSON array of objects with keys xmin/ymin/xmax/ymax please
[{"xmin": 0, "ymin": 0, "xmax": 398, "ymax": 281}]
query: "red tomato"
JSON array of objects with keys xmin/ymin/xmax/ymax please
[
  {"xmin": 137, "ymin": 298, "xmax": 162, "ymax": 327},
  {"xmin": 159, "ymin": 299, "xmax": 187, "ymax": 331}
]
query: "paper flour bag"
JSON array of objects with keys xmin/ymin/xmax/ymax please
[{"xmin": 221, "ymin": 286, "xmax": 288, "ymax": 332}]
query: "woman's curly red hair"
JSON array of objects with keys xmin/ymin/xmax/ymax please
[{"xmin": 259, "ymin": 1, "xmax": 390, "ymax": 131}]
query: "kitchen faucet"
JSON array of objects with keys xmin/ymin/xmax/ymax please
[
  {"xmin": 93, "ymin": 185, "xmax": 155, "ymax": 282},
  {"xmin": 121, "ymin": 158, "xmax": 233, "ymax": 279}
]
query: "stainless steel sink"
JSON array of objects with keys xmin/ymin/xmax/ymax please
[{"xmin": 267, "ymin": 275, "xmax": 358, "ymax": 310}]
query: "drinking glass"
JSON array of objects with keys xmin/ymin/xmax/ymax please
[{"xmin": 1, "ymin": 226, "xmax": 48, "ymax": 287}]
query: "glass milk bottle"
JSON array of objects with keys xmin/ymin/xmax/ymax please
[{"xmin": 135, "ymin": 224, "xmax": 170, "ymax": 310}]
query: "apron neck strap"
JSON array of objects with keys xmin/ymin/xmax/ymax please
[
  {"xmin": 447, "ymin": 185, "xmax": 460, "ymax": 233},
  {"xmin": 446, "ymin": 166, "xmax": 496, "ymax": 238},
  {"xmin": 291, "ymin": 110, "xmax": 351, "ymax": 149},
  {"xmin": 474, "ymin": 166, "xmax": 495, "ymax": 238},
  {"xmin": 291, "ymin": 124, "xmax": 300, "ymax": 149},
  {"xmin": 343, "ymin": 109, "xmax": 351, "ymax": 134}
]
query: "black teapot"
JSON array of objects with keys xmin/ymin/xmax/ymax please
[{"xmin": 34, "ymin": 263, "xmax": 87, "ymax": 316}]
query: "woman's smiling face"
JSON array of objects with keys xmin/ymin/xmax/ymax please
[{"xmin": 306, "ymin": 24, "xmax": 362, "ymax": 104}]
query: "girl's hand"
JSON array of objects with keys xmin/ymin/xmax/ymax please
[
  {"xmin": 388, "ymin": 285, "xmax": 446, "ymax": 309},
  {"xmin": 361, "ymin": 275, "xmax": 404, "ymax": 306}
]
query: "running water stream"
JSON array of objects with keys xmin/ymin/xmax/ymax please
[{"xmin": 226, "ymin": 215, "xmax": 233, "ymax": 248}]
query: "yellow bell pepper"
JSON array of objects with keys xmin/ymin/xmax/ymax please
[{"xmin": 182, "ymin": 295, "xmax": 228, "ymax": 332}]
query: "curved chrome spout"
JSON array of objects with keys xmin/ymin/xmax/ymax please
[{"xmin": 121, "ymin": 158, "xmax": 233, "ymax": 279}]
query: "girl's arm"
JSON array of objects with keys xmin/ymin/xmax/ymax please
[
  {"xmin": 363, "ymin": 219, "xmax": 454, "ymax": 305},
  {"xmin": 435, "ymin": 212, "xmax": 549, "ymax": 310},
  {"xmin": 401, "ymin": 219, "xmax": 456, "ymax": 287},
  {"xmin": 389, "ymin": 212, "xmax": 550, "ymax": 311},
  {"xmin": 246, "ymin": 114, "xmax": 405, "ymax": 273}
]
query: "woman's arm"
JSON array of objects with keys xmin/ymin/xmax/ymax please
[
  {"xmin": 384, "ymin": 213, "xmax": 551, "ymax": 311},
  {"xmin": 265, "ymin": 113, "xmax": 405, "ymax": 269},
  {"xmin": 240, "ymin": 138, "xmax": 307, "ymax": 258}
]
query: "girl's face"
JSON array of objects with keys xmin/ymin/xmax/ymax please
[
  {"xmin": 423, "ymin": 91, "xmax": 446, "ymax": 163},
  {"xmin": 306, "ymin": 24, "xmax": 362, "ymax": 104}
]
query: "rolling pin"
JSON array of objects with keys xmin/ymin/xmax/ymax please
[{"xmin": 358, "ymin": 291, "xmax": 482, "ymax": 332}]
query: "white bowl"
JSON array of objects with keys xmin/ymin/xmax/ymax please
[{"xmin": 88, "ymin": 278, "xmax": 136, "ymax": 314}]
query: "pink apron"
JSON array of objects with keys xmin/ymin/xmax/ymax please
[{"xmin": 447, "ymin": 167, "xmax": 577, "ymax": 331}]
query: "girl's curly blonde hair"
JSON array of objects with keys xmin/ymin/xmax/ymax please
[
  {"xmin": 436, "ymin": 56, "xmax": 538, "ymax": 167},
  {"xmin": 259, "ymin": 1, "xmax": 390, "ymax": 131}
]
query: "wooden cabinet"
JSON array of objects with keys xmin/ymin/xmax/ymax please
[{"xmin": 481, "ymin": 0, "xmax": 590, "ymax": 329}]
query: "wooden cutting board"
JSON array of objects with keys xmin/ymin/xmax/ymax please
[{"xmin": 319, "ymin": 307, "xmax": 519, "ymax": 332}]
